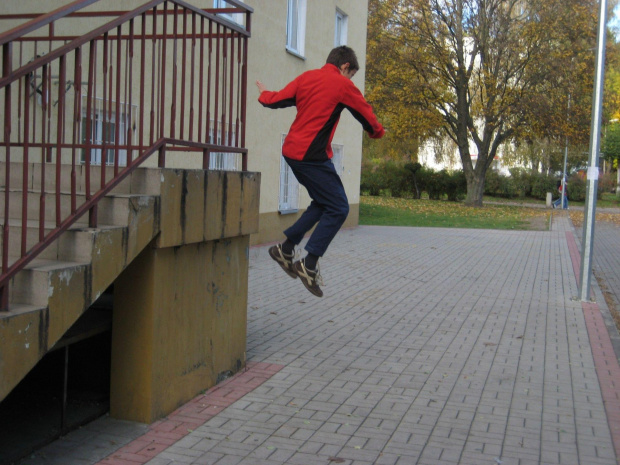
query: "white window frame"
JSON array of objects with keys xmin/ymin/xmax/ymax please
[
  {"xmin": 81, "ymin": 96, "xmax": 136, "ymax": 167},
  {"xmin": 212, "ymin": 0, "xmax": 244, "ymax": 25},
  {"xmin": 334, "ymin": 9, "xmax": 348, "ymax": 46},
  {"xmin": 279, "ymin": 134, "xmax": 299, "ymax": 213},
  {"xmin": 286, "ymin": 0, "xmax": 307, "ymax": 58},
  {"xmin": 331, "ymin": 143, "xmax": 345, "ymax": 176},
  {"xmin": 208, "ymin": 120, "xmax": 241, "ymax": 171}
]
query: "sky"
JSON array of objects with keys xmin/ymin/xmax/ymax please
[{"xmin": 612, "ymin": 4, "xmax": 620, "ymax": 37}]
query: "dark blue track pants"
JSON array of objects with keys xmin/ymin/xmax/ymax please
[{"xmin": 283, "ymin": 157, "xmax": 349, "ymax": 257}]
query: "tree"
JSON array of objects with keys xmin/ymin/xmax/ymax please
[
  {"xmin": 366, "ymin": 0, "xmax": 599, "ymax": 206},
  {"xmin": 365, "ymin": 0, "xmax": 445, "ymax": 162},
  {"xmin": 602, "ymin": 121, "xmax": 620, "ymax": 193}
]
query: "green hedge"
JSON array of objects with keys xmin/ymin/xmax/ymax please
[
  {"xmin": 360, "ymin": 159, "xmax": 612, "ymax": 202},
  {"xmin": 361, "ymin": 160, "xmax": 465, "ymax": 201}
]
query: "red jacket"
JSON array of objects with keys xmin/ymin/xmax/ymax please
[{"xmin": 258, "ymin": 63, "xmax": 385, "ymax": 162}]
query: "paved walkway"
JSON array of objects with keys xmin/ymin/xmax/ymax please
[{"xmin": 18, "ymin": 214, "xmax": 620, "ymax": 465}]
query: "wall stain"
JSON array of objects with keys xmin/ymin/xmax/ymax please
[
  {"xmin": 221, "ymin": 173, "xmax": 228, "ymax": 239},
  {"xmin": 180, "ymin": 171, "xmax": 188, "ymax": 244},
  {"xmin": 203, "ymin": 171, "xmax": 209, "ymax": 242},
  {"xmin": 239, "ymin": 177, "xmax": 244, "ymax": 236},
  {"xmin": 38, "ymin": 309, "xmax": 49, "ymax": 357}
]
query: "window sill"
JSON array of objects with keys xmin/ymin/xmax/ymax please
[
  {"xmin": 278, "ymin": 208, "xmax": 299, "ymax": 215},
  {"xmin": 285, "ymin": 47, "xmax": 306, "ymax": 60}
]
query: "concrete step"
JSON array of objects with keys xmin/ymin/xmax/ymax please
[
  {"xmin": 0, "ymin": 220, "xmax": 119, "ymax": 262},
  {"xmin": 0, "ymin": 190, "xmax": 158, "ymax": 226},
  {"xmin": 10, "ymin": 258, "xmax": 90, "ymax": 307},
  {"xmin": 0, "ymin": 162, "xmax": 165, "ymax": 196}
]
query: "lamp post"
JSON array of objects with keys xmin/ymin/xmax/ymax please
[{"xmin": 579, "ymin": 0, "xmax": 607, "ymax": 301}]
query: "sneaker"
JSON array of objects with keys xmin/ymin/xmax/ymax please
[
  {"xmin": 269, "ymin": 244, "xmax": 297, "ymax": 279},
  {"xmin": 293, "ymin": 259, "xmax": 324, "ymax": 298}
]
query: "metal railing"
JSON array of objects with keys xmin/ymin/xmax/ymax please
[{"xmin": 0, "ymin": 0, "xmax": 252, "ymax": 310}]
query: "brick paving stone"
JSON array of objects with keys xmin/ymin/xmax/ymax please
[{"xmin": 19, "ymin": 219, "xmax": 620, "ymax": 465}]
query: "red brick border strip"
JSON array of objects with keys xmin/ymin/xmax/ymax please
[
  {"xmin": 96, "ymin": 361, "xmax": 284, "ymax": 465},
  {"xmin": 566, "ymin": 231, "xmax": 620, "ymax": 458}
]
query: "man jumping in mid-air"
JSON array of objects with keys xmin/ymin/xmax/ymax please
[{"xmin": 256, "ymin": 45, "xmax": 384, "ymax": 298}]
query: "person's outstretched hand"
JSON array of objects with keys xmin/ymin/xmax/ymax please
[{"xmin": 255, "ymin": 80, "xmax": 267, "ymax": 93}]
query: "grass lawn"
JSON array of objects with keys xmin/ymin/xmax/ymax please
[{"xmin": 360, "ymin": 196, "xmax": 551, "ymax": 230}]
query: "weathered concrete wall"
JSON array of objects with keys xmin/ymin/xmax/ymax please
[
  {"xmin": 109, "ymin": 169, "xmax": 259, "ymax": 423},
  {"xmin": 110, "ymin": 237, "xmax": 249, "ymax": 423}
]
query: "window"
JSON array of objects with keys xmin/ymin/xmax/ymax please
[
  {"xmin": 208, "ymin": 121, "xmax": 241, "ymax": 171},
  {"xmin": 331, "ymin": 143, "xmax": 344, "ymax": 176},
  {"xmin": 286, "ymin": 0, "xmax": 307, "ymax": 57},
  {"xmin": 279, "ymin": 134, "xmax": 299, "ymax": 213},
  {"xmin": 334, "ymin": 9, "xmax": 348, "ymax": 46},
  {"xmin": 212, "ymin": 0, "xmax": 243, "ymax": 25},
  {"xmin": 81, "ymin": 97, "xmax": 136, "ymax": 166}
]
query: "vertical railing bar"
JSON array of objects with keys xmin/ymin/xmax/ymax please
[
  {"xmin": 125, "ymin": 19, "xmax": 134, "ymax": 165},
  {"xmin": 213, "ymin": 22, "xmax": 220, "ymax": 149},
  {"xmin": 32, "ymin": 42, "xmax": 38, "ymax": 148},
  {"xmin": 188, "ymin": 11, "xmax": 196, "ymax": 141},
  {"xmin": 240, "ymin": 31, "xmax": 248, "ymax": 171},
  {"xmin": 2, "ymin": 43, "xmax": 13, "ymax": 309},
  {"xmin": 71, "ymin": 47, "xmax": 82, "ymax": 214},
  {"xmin": 46, "ymin": 23, "xmax": 53, "ymax": 163},
  {"xmin": 18, "ymin": 42, "xmax": 23, "ymax": 142},
  {"xmin": 159, "ymin": 1, "xmax": 168, "ymax": 142},
  {"xmin": 114, "ymin": 25, "xmax": 122, "ymax": 176},
  {"xmin": 150, "ymin": 7, "xmax": 157, "ymax": 146},
  {"xmin": 21, "ymin": 71, "xmax": 31, "ymax": 257},
  {"xmin": 180, "ymin": 7, "xmax": 187, "ymax": 140},
  {"xmin": 156, "ymin": 34, "xmax": 162, "ymax": 144},
  {"xmin": 235, "ymin": 32, "xmax": 241, "ymax": 148},
  {"xmin": 205, "ymin": 20, "xmax": 212, "ymax": 146},
  {"xmin": 85, "ymin": 41, "xmax": 95, "ymax": 226},
  {"xmin": 101, "ymin": 32, "xmax": 109, "ymax": 188},
  {"xmin": 39, "ymin": 63, "xmax": 48, "ymax": 241},
  {"xmin": 169, "ymin": 3, "xmax": 178, "ymax": 139},
  {"xmin": 228, "ymin": 31, "xmax": 235, "ymax": 147},
  {"xmin": 220, "ymin": 27, "xmax": 227, "ymax": 149},
  {"xmin": 139, "ymin": 12, "xmax": 146, "ymax": 152},
  {"xmin": 55, "ymin": 54, "xmax": 67, "ymax": 227},
  {"xmin": 197, "ymin": 15, "xmax": 204, "ymax": 143}
]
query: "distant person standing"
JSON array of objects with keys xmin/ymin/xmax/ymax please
[
  {"xmin": 256, "ymin": 45, "xmax": 385, "ymax": 297},
  {"xmin": 553, "ymin": 178, "xmax": 569, "ymax": 209}
]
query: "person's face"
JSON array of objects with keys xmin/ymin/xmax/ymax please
[{"xmin": 339, "ymin": 63, "xmax": 357, "ymax": 80}]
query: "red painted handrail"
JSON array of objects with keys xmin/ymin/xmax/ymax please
[{"xmin": 0, "ymin": 0, "xmax": 252, "ymax": 310}]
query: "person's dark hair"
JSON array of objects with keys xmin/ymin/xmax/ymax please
[{"xmin": 326, "ymin": 46, "xmax": 359, "ymax": 72}]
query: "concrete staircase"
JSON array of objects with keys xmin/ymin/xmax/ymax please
[
  {"xmin": 0, "ymin": 159, "xmax": 260, "ymax": 422},
  {"xmin": 0, "ymin": 162, "xmax": 163, "ymax": 401}
]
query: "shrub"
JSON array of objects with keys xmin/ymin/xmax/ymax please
[
  {"xmin": 567, "ymin": 175, "xmax": 586, "ymax": 201},
  {"xmin": 566, "ymin": 175, "xmax": 603, "ymax": 202},
  {"xmin": 496, "ymin": 176, "xmax": 518, "ymax": 198},
  {"xmin": 599, "ymin": 172, "xmax": 617, "ymax": 194},
  {"xmin": 508, "ymin": 168, "xmax": 533, "ymax": 197},
  {"xmin": 383, "ymin": 161, "xmax": 413, "ymax": 198},
  {"xmin": 443, "ymin": 170, "xmax": 467, "ymax": 201},
  {"xmin": 415, "ymin": 166, "xmax": 444, "ymax": 199},
  {"xmin": 404, "ymin": 162, "xmax": 423, "ymax": 199},
  {"xmin": 530, "ymin": 173, "xmax": 557, "ymax": 200},
  {"xmin": 484, "ymin": 170, "xmax": 502, "ymax": 196},
  {"xmin": 360, "ymin": 160, "xmax": 384, "ymax": 196}
]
